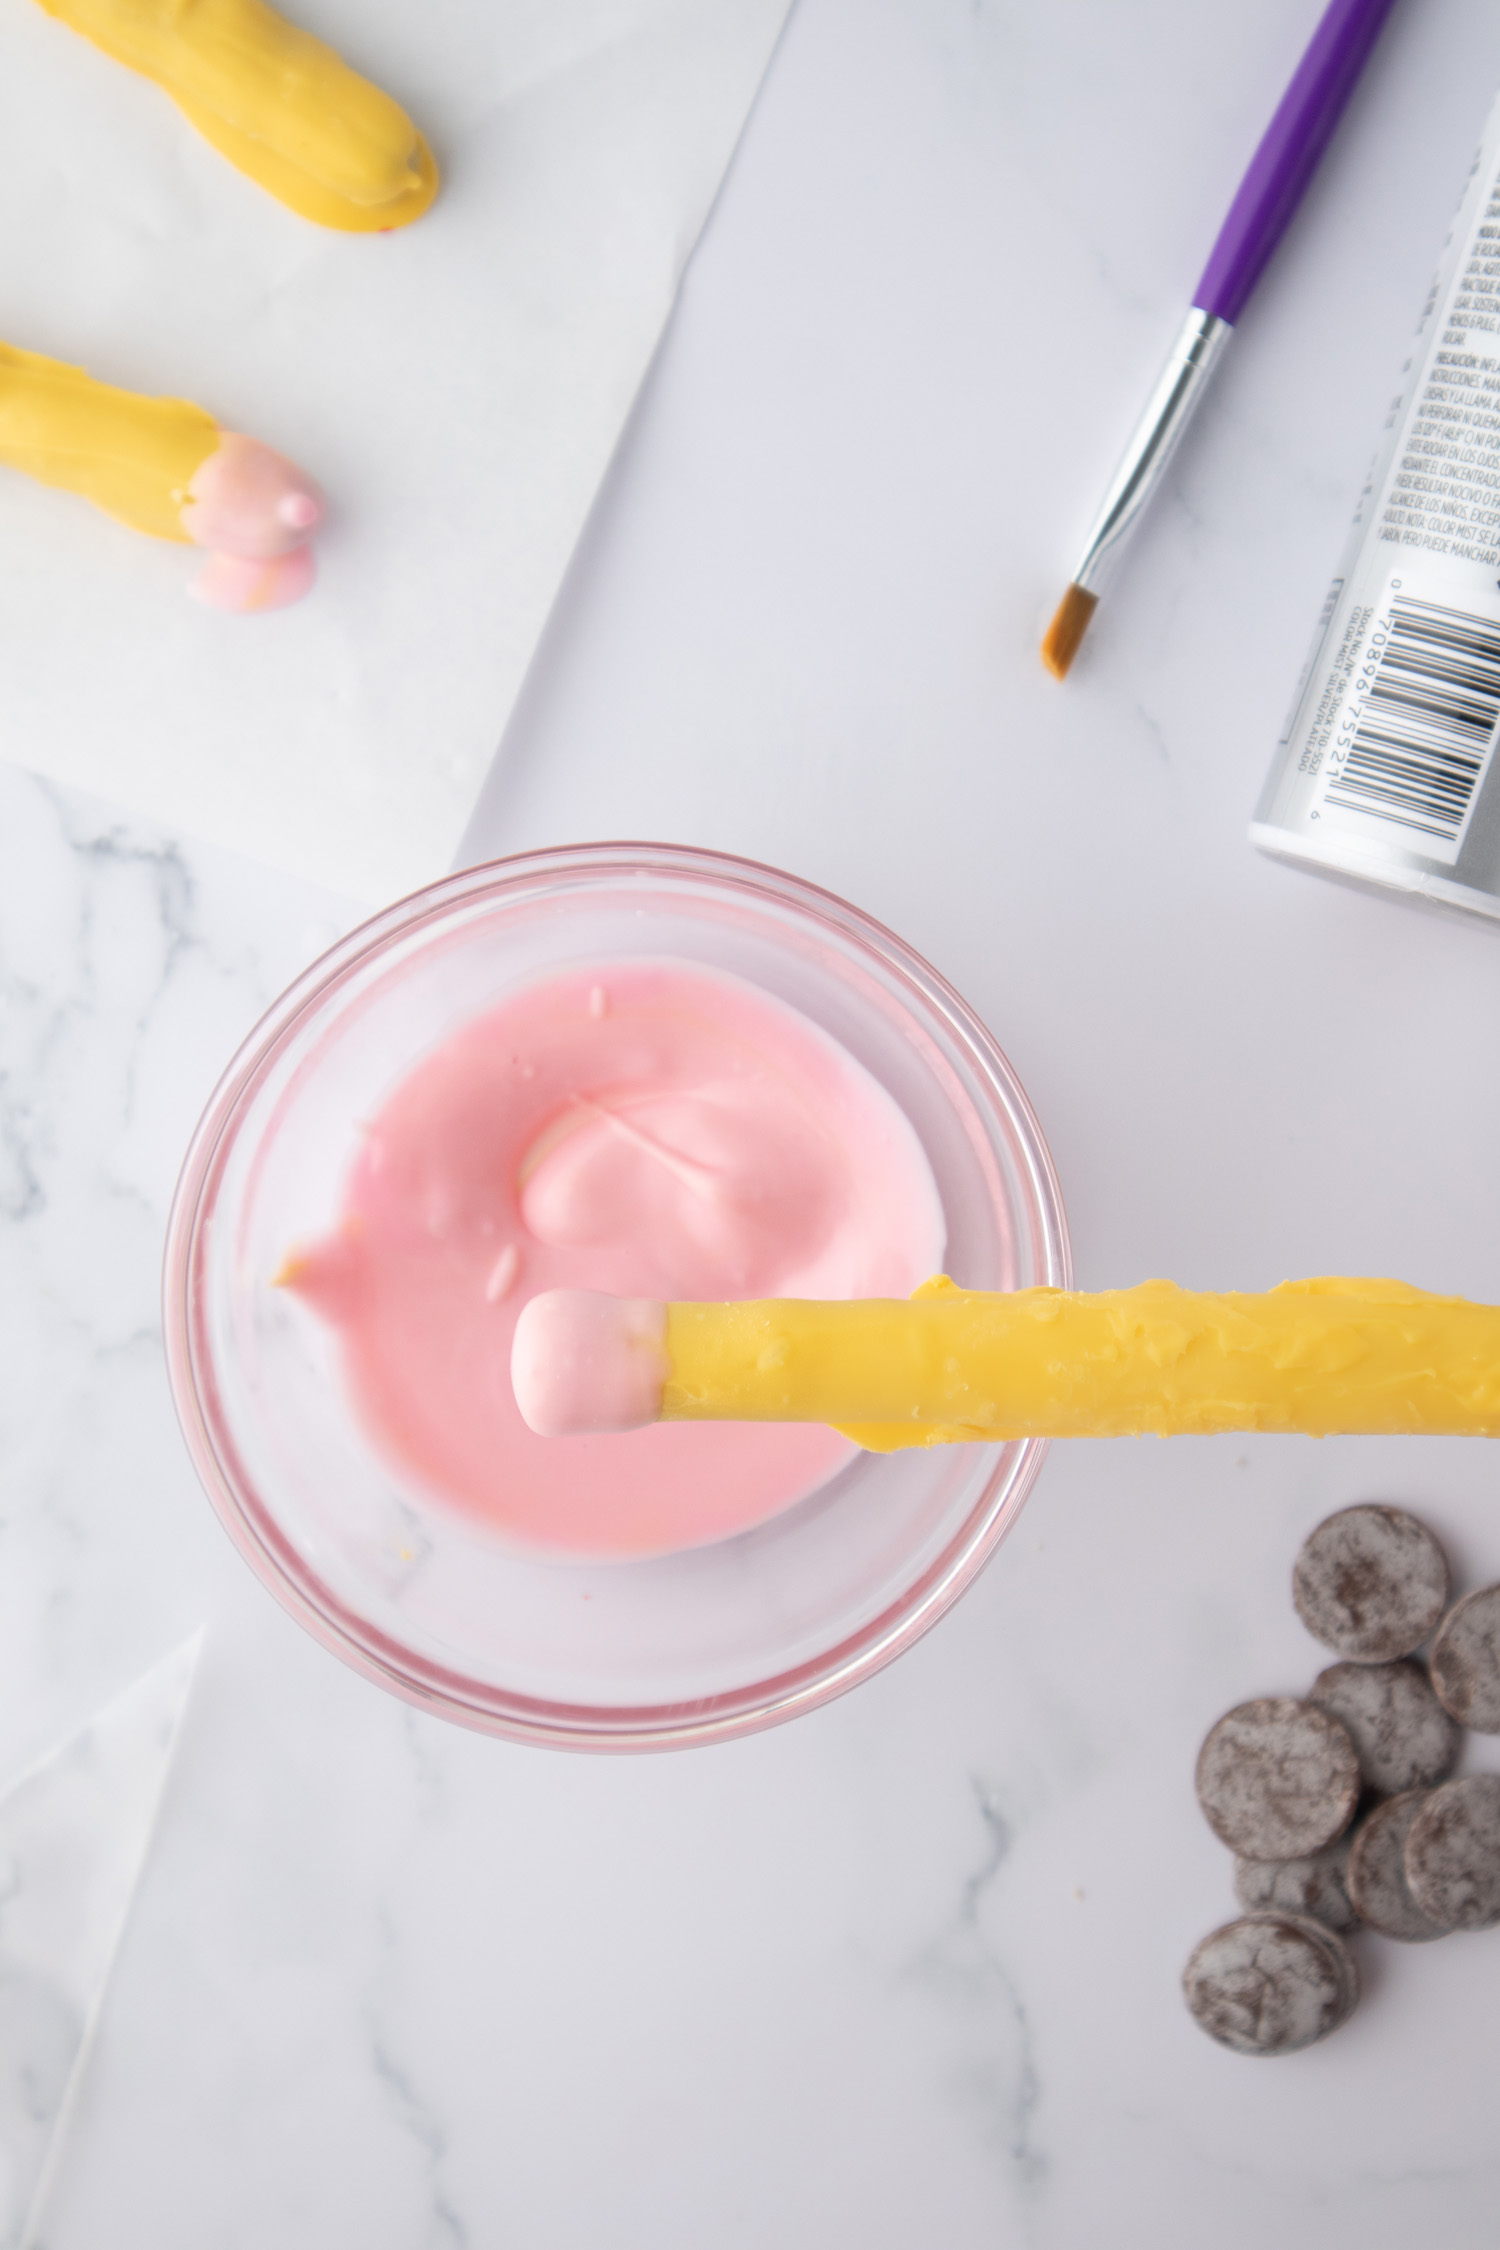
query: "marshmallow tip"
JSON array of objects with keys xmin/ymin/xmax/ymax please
[{"xmin": 511, "ymin": 1289, "xmax": 669, "ymax": 1437}]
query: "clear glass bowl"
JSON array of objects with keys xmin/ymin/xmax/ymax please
[{"xmin": 163, "ymin": 845, "xmax": 1070, "ymax": 1750}]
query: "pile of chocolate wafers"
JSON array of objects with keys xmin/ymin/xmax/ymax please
[{"xmin": 1184, "ymin": 1503, "xmax": 1500, "ymax": 2057}]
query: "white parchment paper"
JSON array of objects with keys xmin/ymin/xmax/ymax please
[{"xmin": 0, "ymin": 0, "xmax": 791, "ymax": 899}]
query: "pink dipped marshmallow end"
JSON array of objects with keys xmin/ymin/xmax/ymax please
[
  {"xmin": 181, "ymin": 433, "xmax": 323, "ymax": 561},
  {"xmin": 511, "ymin": 1290, "xmax": 669, "ymax": 1437}
]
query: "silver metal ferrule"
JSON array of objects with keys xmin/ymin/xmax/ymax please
[{"xmin": 1070, "ymin": 307, "xmax": 1231, "ymax": 595}]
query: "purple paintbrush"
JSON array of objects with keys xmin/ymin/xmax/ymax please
[{"xmin": 1042, "ymin": 0, "xmax": 1402, "ymax": 680}]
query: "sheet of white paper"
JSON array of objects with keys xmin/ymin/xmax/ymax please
[
  {"xmin": 0, "ymin": 0, "xmax": 791, "ymax": 900},
  {"xmin": 0, "ymin": 1639, "xmax": 201, "ymax": 2250}
]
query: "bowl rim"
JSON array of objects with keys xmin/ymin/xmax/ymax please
[{"xmin": 162, "ymin": 842, "xmax": 1071, "ymax": 1752}]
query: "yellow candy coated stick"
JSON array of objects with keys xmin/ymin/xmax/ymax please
[
  {"xmin": 0, "ymin": 342, "xmax": 216, "ymax": 541},
  {"xmin": 511, "ymin": 1277, "xmax": 1500, "ymax": 1447},
  {"xmin": 32, "ymin": 0, "xmax": 438, "ymax": 230},
  {"xmin": 669, "ymin": 1277, "xmax": 1500, "ymax": 1446},
  {"xmin": 0, "ymin": 342, "xmax": 323, "ymax": 609}
]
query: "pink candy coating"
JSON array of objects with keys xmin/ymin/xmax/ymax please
[
  {"xmin": 181, "ymin": 434, "xmax": 323, "ymax": 561},
  {"xmin": 190, "ymin": 544, "xmax": 317, "ymax": 614},
  {"xmin": 282, "ymin": 961, "xmax": 945, "ymax": 1559}
]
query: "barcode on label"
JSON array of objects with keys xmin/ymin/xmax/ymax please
[{"xmin": 1323, "ymin": 595, "xmax": 1500, "ymax": 857}]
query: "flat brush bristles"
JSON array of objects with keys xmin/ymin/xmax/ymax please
[{"xmin": 1041, "ymin": 582, "xmax": 1098, "ymax": 680}]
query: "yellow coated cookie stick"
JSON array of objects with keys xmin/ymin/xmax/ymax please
[
  {"xmin": 31, "ymin": 0, "xmax": 438, "ymax": 230},
  {"xmin": 0, "ymin": 341, "xmax": 323, "ymax": 610},
  {"xmin": 511, "ymin": 1277, "xmax": 1500, "ymax": 1447}
]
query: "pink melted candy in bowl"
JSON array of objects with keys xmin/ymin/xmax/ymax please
[{"xmin": 164, "ymin": 845, "xmax": 1070, "ymax": 1750}]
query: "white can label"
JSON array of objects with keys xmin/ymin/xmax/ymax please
[
  {"xmin": 1257, "ymin": 112, "xmax": 1500, "ymax": 895},
  {"xmin": 1304, "ymin": 565, "xmax": 1500, "ymax": 865}
]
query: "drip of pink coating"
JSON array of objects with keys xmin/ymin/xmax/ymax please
[
  {"xmin": 512, "ymin": 1290, "xmax": 667, "ymax": 1436},
  {"xmin": 181, "ymin": 434, "xmax": 322, "ymax": 612},
  {"xmin": 191, "ymin": 543, "xmax": 316, "ymax": 613}
]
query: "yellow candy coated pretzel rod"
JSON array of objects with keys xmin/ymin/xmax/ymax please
[
  {"xmin": 31, "ymin": 0, "xmax": 438, "ymax": 229},
  {"xmin": 668, "ymin": 1277, "xmax": 1500, "ymax": 1448},
  {"xmin": 512, "ymin": 1277, "xmax": 1500, "ymax": 1448},
  {"xmin": 0, "ymin": 341, "xmax": 323, "ymax": 608},
  {"xmin": 0, "ymin": 342, "xmax": 217, "ymax": 541}
]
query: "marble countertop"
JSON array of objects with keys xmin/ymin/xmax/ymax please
[{"xmin": 6, "ymin": 0, "xmax": 1500, "ymax": 2242}]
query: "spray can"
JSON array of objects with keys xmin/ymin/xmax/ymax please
[{"xmin": 1253, "ymin": 93, "xmax": 1500, "ymax": 923}]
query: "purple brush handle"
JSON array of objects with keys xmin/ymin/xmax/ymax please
[{"xmin": 1195, "ymin": 0, "xmax": 1400, "ymax": 325}]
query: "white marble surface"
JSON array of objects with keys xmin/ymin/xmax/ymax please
[{"xmin": 7, "ymin": 0, "xmax": 1500, "ymax": 2242}]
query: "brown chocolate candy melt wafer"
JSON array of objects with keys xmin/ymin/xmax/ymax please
[
  {"xmin": 1234, "ymin": 1834, "xmax": 1358, "ymax": 1933},
  {"xmin": 1196, "ymin": 1698, "xmax": 1360, "ymax": 1861},
  {"xmin": 1293, "ymin": 1506, "xmax": 1451, "ymax": 1663},
  {"xmin": 1404, "ymin": 1775, "xmax": 1500, "ymax": 1932},
  {"xmin": 1309, "ymin": 1659, "xmax": 1459, "ymax": 1797},
  {"xmin": 1347, "ymin": 1791, "xmax": 1449, "ymax": 1942},
  {"xmin": 1431, "ymin": 1585, "xmax": 1500, "ymax": 1733},
  {"xmin": 1183, "ymin": 1912, "xmax": 1359, "ymax": 2056}
]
